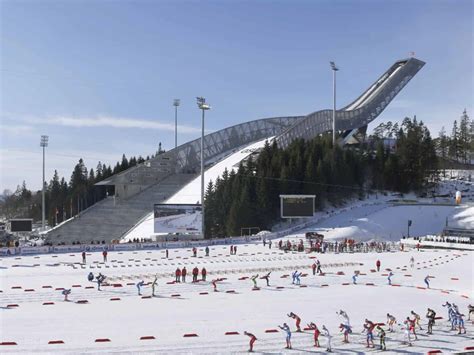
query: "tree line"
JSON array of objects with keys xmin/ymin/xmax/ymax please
[
  {"xmin": 204, "ymin": 116, "xmax": 441, "ymax": 238},
  {"xmin": 1, "ymin": 154, "xmax": 149, "ymax": 227}
]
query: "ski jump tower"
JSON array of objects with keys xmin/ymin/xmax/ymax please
[{"xmin": 45, "ymin": 57, "xmax": 425, "ymax": 244}]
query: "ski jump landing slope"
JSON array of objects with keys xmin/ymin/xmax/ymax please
[{"xmin": 0, "ymin": 241, "xmax": 472, "ymax": 354}]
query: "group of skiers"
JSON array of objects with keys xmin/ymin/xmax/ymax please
[
  {"xmin": 87, "ymin": 272, "xmax": 106, "ymax": 290},
  {"xmin": 242, "ymin": 302, "xmax": 471, "ymax": 352},
  {"xmin": 174, "ymin": 266, "xmax": 207, "ymax": 283}
]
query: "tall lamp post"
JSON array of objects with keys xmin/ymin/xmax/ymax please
[
  {"xmin": 197, "ymin": 97, "xmax": 210, "ymax": 238},
  {"xmin": 40, "ymin": 135, "xmax": 49, "ymax": 231},
  {"xmin": 173, "ymin": 99, "xmax": 180, "ymax": 149},
  {"xmin": 330, "ymin": 61, "xmax": 339, "ymax": 147}
]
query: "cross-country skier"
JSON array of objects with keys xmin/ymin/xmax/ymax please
[
  {"xmin": 295, "ymin": 271, "xmax": 302, "ymax": 285},
  {"xmin": 322, "ymin": 325, "xmax": 332, "ymax": 352},
  {"xmin": 151, "ymin": 276, "xmax": 158, "ymax": 297},
  {"xmin": 212, "ymin": 279, "xmax": 218, "ymax": 292},
  {"xmin": 136, "ymin": 280, "xmax": 145, "ymax": 295},
  {"xmin": 244, "ymin": 331, "xmax": 257, "ymax": 352},
  {"xmin": 407, "ymin": 316, "xmax": 417, "ymax": 340},
  {"xmin": 411, "ymin": 311, "xmax": 423, "ymax": 330},
  {"xmin": 456, "ymin": 312, "xmax": 466, "ymax": 334},
  {"xmin": 424, "ymin": 275, "xmax": 430, "ymax": 288},
  {"xmin": 96, "ymin": 273, "xmax": 106, "ymax": 291},
  {"xmin": 337, "ymin": 310, "xmax": 351, "ymax": 328},
  {"xmin": 262, "ymin": 272, "xmax": 271, "ymax": 286},
  {"xmin": 287, "ymin": 312, "xmax": 302, "ymax": 332},
  {"xmin": 251, "ymin": 274, "xmax": 259, "ymax": 289},
  {"xmin": 339, "ymin": 323, "xmax": 352, "ymax": 343},
  {"xmin": 376, "ymin": 325, "xmax": 386, "ymax": 351},
  {"xmin": 387, "ymin": 272, "xmax": 394, "ymax": 285},
  {"xmin": 291, "ymin": 270, "xmax": 298, "ymax": 284},
  {"xmin": 278, "ymin": 323, "xmax": 292, "ymax": 349},
  {"xmin": 352, "ymin": 272, "xmax": 358, "ymax": 285},
  {"xmin": 62, "ymin": 288, "xmax": 71, "ymax": 301},
  {"xmin": 269, "ymin": 240, "xmax": 272, "ymax": 249},
  {"xmin": 307, "ymin": 322, "xmax": 320, "ymax": 347},
  {"xmin": 403, "ymin": 318, "xmax": 412, "ymax": 346},
  {"xmin": 82, "ymin": 251, "xmax": 86, "ymax": 264},
  {"xmin": 312, "ymin": 262, "xmax": 317, "ymax": 275},
  {"xmin": 205, "ymin": 246, "xmax": 209, "ymax": 256},
  {"xmin": 316, "ymin": 259, "xmax": 322, "ymax": 274},
  {"xmin": 410, "ymin": 256, "xmax": 415, "ymax": 268},
  {"xmin": 387, "ymin": 313, "xmax": 396, "ymax": 332},
  {"xmin": 426, "ymin": 308, "xmax": 436, "ymax": 334},
  {"xmin": 363, "ymin": 319, "xmax": 375, "ymax": 348}
]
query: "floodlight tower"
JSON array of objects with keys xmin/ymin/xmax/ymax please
[
  {"xmin": 173, "ymin": 99, "xmax": 180, "ymax": 149},
  {"xmin": 196, "ymin": 97, "xmax": 210, "ymax": 238},
  {"xmin": 330, "ymin": 61, "xmax": 339, "ymax": 147},
  {"xmin": 40, "ymin": 135, "xmax": 49, "ymax": 231}
]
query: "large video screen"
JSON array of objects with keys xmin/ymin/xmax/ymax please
[
  {"xmin": 280, "ymin": 195, "xmax": 315, "ymax": 218},
  {"xmin": 10, "ymin": 219, "xmax": 33, "ymax": 232},
  {"xmin": 154, "ymin": 204, "xmax": 202, "ymax": 235}
]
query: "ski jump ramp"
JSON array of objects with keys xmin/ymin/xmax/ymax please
[{"xmin": 45, "ymin": 57, "xmax": 425, "ymax": 244}]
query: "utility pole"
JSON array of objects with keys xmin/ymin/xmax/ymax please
[
  {"xmin": 196, "ymin": 97, "xmax": 211, "ymax": 239},
  {"xmin": 330, "ymin": 61, "xmax": 339, "ymax": 148},
  {"xmin": 40, "ymin": 135, "xmax": 49, "ymax": 231},
  {"xmin": 173, "ymin": 99, "xmax": 180, "ymax": 149}
]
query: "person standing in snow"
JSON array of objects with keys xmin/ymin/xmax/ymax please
[
  {"xmin": 307, "ymin": 322, "xmax": 320, "ymax": 347},
  {"xmin": 205, "ymin": 246, "xmax": 209, "ymax": 256},
  {"xmin": 62, "ymin": 288, "xmax": 71, "ymax": 301},
  {"xmin": 201, "ymin": 267, "xmax": 207, "ymax": 281},
  {"xmin": 387, "ymin": 272, "xmax": 394, "ymax": 285},
  {"xmin": 376, "ymin": 259, "xmax": 381, "ymax": 272},
  {"xmin": 387, "ymin": 313, "xmax": 396, "ymax": 332},
  {"xmin": 376, "ymin": 325, "xmax": 386, "ymax": 351},
  {"xmin": 269, "ymin": 240, "xmax": 272, "ymax": 249},
  {"xmin": 151, "ymin": 276, "xmax": 158, "ymax": 297},
  {"xmin": 426, "ymin": 308, "xmax": 436, "ymax": 334},
  {"xmin": 88, "ymin": 272, "xmax": 94, "ymax": 282},
  {"xmin": 181, "ymin": 267, "xmax": 187, "ymax": 283},
  {"xmin": 339, "ymin": 323, "xmax": 352, "ymax": 343},
  {"xmin": 175, "ymin": 267, "xmax": 181, "ymax": 283},
  {"xmin": 136, "ymin": 280, "xmax": 145, "ymax": 295},
  {"xmin": 278, "ymin": 323, "xmax": 292, "ymax": 349},
  {"xmin": 312, "ymin": 262, "xmax": 317, "ymax": 275},
  {"xmin": 82, "ymin": 251, "xmax": 86, "ymax": 264},
  {"xmin": 192, "ymin": 267, "xmax": 199, "ymax": 282},
  {"xmin": 411, "ymin": 310, "xmax": 423, "ymax": 330},
  {"xmin": 363, "ymin": 319, "xmax": 376, "ymax": 348},
  {"xmin": 295, "ymin": 271, "xmax": 302, "ymax": 285},
  {"xmin": 322, "ymin": 325, "xmax": 332, "ymax": 352},
  {"xmin": 410, "ymin": 256, "xmax": 415, "ymax": 268},
  {"xmin": 287, "ymin": 312, "xmax": 302, "ymax": 332},
  {"xmin": 251, "ymin": 274, "xmax": 259, "ymax": 289},
  {"xmin": 262, "ymin": 272, "xmax": 271, "ymax": 286},
  {"xmin": 352, "ymin": 272, "xmax": 358, "ymax": 285},
  {"xmin": 244, "ymin": 331, "xmax": 257, "ymax": 352},
  {"xmin": 424, "ymin": 275, "xmax": 430, "ymax": 289}
]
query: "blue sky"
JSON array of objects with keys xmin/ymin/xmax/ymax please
[{"xmin": 1, "ymin": 0, "xmax": 472, "ymax": 191}]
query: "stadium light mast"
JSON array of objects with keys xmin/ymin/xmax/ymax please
[
  {"xmin": 40, "ymin": 135, "xmax": 49, "ymax": 231},
  {"xmin": 330, "ymin": 61, "xmax": 339, "ymax": 148},
  {"xmin": 173, "ymin": 99, "xmax": 180, "ymax": 149},
  {"xmin": 197, "ymin": 97, "xmax": 210, "ymax": 239}
]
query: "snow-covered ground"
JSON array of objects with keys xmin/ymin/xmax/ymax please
[{"xmin": 0, "ymin": 240, "xmax": 472, "ymax": 354}]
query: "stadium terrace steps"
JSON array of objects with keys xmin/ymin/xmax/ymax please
[{"xmin": 45, "ymin": 173, "xmax": 196, "ymax": 244}]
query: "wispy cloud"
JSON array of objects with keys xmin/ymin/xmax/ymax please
[
  {"xmin": 20, "ymin": 115, "xmax": 203, "ymax": 134},
  {"xmin": 0, "ymin": 124, "xmax": 34, "ymax": 135}
]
